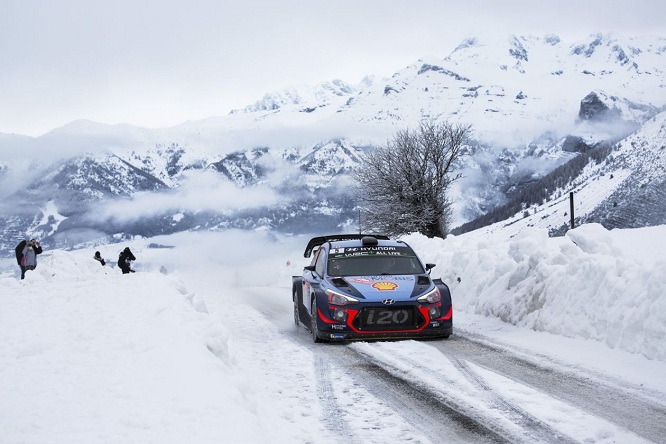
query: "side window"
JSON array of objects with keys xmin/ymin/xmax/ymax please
[
  {"xmin": 310, "ymin": 247, "xmax": 320, "ymax": 267},
  {"xmin": 315, "ymin": 247, "xmax": 327, "ymax": 277}
]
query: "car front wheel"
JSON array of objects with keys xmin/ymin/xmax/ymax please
[
  {"xmin": 311, "ymin": 299, "xmax": 323, "ymax": 343},
  {"xmin": 293, "ymin": 291, "xmax": 300, "ymax": 327}
]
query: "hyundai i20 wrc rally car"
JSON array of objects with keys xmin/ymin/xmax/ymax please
[{"xmin": 292, "ymin": 234, "xmax": 453, "ymax": 342}]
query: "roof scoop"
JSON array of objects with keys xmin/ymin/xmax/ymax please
[{"xmin": 361, "ymin": 236, "xmax": 379, "ymax": 246}]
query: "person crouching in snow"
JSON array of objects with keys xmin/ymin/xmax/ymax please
[
  {"xmin": 93, "ymin": 251, "xmax": 106, "ymax": 266},
  {"xmin": 118, "ymin": 247, "xmax": 136, "ymax": 274}
]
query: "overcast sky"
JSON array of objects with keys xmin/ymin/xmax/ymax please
[{"xmin": 1, "ymin": 0, "xmax": 664, "ymax": 137}]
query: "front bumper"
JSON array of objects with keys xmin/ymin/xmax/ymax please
[
  {"xmin": 317, "ymin": 325, "xmax": 453, "ymax": 341},
  {"xmin": 314, "ymin": 304, "xmax": 453, "ymax": 341}
]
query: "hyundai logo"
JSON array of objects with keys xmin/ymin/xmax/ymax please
[{"xmin": 382, "ymin": 298, "xmax": 396, "ymax": 305}]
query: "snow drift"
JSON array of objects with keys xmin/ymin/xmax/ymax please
[{"xmin": 406, "ymin": 223, "xmax": 666, "ymax": 360}]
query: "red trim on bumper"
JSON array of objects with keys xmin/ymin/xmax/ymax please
[
  {"xmin": 344, "ymin": 306, "xmax": 432, "ymax": 334},
  {"xmin": 317, "ymin": 308, "xmax": 338, "ymax": 324},
  {"xmin": 436, "ymin": 305, "xmax": 452, "ymax": 321}
]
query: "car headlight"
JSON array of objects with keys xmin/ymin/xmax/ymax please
[
  {"xmin": 325, "ymin": 289, "xmax": 359, "ymax": 306},
  {"xmin": 417, "ymin": 288, "xmax": 441, "ymax": 304}
]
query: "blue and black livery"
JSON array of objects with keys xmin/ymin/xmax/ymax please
[{"xmin": 292, "ymin": 234, "xmax": 453, "ymax": 342}]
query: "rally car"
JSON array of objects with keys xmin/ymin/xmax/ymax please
[{"xmin": 292, "ymin": 234, "xmax": 453, "ymax": 342}]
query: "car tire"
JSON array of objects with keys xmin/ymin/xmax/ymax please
[
  {"xmin": 293, "ymin": 291, "xmax": 300, "ymax": 327},
  {"xmin": 311, "ymin": 299, "xmax": 324, "ymax": 343}
]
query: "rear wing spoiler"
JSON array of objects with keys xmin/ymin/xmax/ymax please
[{"xmin": 303, "ymin": 234, "xmax": 390, "ymax": 258}]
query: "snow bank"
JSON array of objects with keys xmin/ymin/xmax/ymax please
[
  {"xmin": 406, "ymin": 224, "xmax": 666, "ymax": 361},
  {"xmin": 0, "ymin": 249, "xmax": 289, "ymax": 443}
]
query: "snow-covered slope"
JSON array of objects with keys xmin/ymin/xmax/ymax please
[
  {"xmin": 467, "ymin": 110, "xmax": 666, "ymax": 239},
  {"xmin": 214, "ymin": 33, "xmax": 664, "ymax": 146},
  {"xmin": 0, "ymin": 33, "xmax": 665, "ymax": 254}
]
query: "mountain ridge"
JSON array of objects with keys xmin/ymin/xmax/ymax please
[{"xmin": 1, "ymin": 32, "xmax": 664, "ymax": 255}]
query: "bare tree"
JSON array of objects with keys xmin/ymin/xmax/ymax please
[{"xmin": 355, "ymin": 121, "xmax": 471, "ymax": 238}]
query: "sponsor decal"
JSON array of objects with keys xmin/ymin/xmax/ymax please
[
  {"xmin": 347, "ymin": 278, "xmax": 376, "ymax": 285},
  {"xmin": 348, "ymin": 276, "xmax": 412, "ymax": 283},
  {"xmin": 431, "ymin": 322, "xmax": 440, "ymax": 327},
  {"xmin": 338, "ymin": 251, "xmax": 403, "ymax": 258},
  {"xmin": 372, "ymin": 281, "xmax": 398, "ymax": 291},
  {"xmin": 363, "ymin": 308, "xmax": 412, "ymax": 326},
  {"xmin": 370, "ymin": 276, "xmax": 411, "ymax": 281},
  {"xmin": 331, "ymin": 324, "xmax": 346, "ymax": 330},
  {"xmin": 346, "ymin": 246, "xmax": 398, "ymax": 252},
  {"xmin": 330, "ymin": 333, "xmax": 346, "ymax": 339},
  {"xmin": 329, "ymin": 246, "xmax": 416, "ymax": 259}
]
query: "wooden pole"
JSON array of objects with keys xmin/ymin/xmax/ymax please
[{"xmin": 570, "ymin": 192, "xmax": 575, "ymax": 229}]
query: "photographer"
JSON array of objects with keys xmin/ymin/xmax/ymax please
[
  {"xmin": 16, "ymin": 239, "xmax": 43, "ymax": 280},
  {"xmin": 118, "ymin": 247, "xmax": 136, "ymax": 274}
]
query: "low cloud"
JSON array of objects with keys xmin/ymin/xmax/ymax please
[{"xmin": 94, "ymin": 169, "xmax": 283, "ymax": 224}]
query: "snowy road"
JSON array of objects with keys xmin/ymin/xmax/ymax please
[
  {"xmin": 433, "ymin": 335, "xmax": 666, "ymax": 443},
  {"xmin": 304, "ymin": 342, "xmax": 504, "ymax": 444},
  {"xmin": 288, "ymin": 324, "xmax": 664, "ymax": 443},
  {"xmin": 205, "ymin": 278, "xmax": 665, "ymax": 444}
]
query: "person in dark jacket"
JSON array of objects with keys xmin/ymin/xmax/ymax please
[
  {"xmin": 93, "ymin": 251, "xmax": 106, "ymax": 266},
  {"xmin": 15, "ymin": 239, "xmax": 43, "ymax": 279},
  {"xmin": 118, "ymin": 247, "xmax": 136, "ymax": 274}
]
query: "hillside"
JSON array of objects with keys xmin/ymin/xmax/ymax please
[
  {"xmin": 0, "ymin": 32, "xmax": 665, "ymax": 255},
  {"xmin": 456, "ymin": 111, "xmax": 666, "ymax": 238}
]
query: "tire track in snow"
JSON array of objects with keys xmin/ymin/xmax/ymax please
[
  {"xmin": 432, "ymin": 334, "xmax": 666, "ymax": 443},
  {"xmin": 350, "ymin": 342, "xmax": 561, "ymax": 443},
  {"xmin": 313, "ymin": 344, "xmax": 508, "ymax": 444},
  {"xmin": 344, "ymin": 358, "xmax": 507, "ymax": 444},
  {"xmin": 449, "ymin": 356, "xmax": 577, "ymax": 444},
  {"xmin": 314, "ymin": 355, "xmax": 355, "ymax": 441},
  {"xmin": 285, "ymin": 330, "xmax": 506, "ymax": 443}
]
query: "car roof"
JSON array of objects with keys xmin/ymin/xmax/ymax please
[
  {"xmin": 303, "ymin": 234, "xmax": 391, "ymax": 257},
  {"xmin": 329, "ymin": 238, "xmax": 406, "ymax": 249}
]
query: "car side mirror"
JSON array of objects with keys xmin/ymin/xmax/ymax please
[
  {"xmin": 425, "ymin": 263, "xmax": 436, "ymax": 274},
  {"xmin": 304, "ymin": 265, "xmax": 321, "ymax": 279}
]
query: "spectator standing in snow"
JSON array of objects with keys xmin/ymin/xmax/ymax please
[
  {"xmin": 15, "ymin": 239, "xmax": 43, "ymax": 279},
  {"xmin": 118, "ymin": 247, "xmax": 136, "ymax": 274},
  {"xmin": 93, "ymin": 251, "xmax": 106, "ymax": 266}
]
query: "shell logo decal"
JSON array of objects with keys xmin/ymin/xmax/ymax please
[{"xmin": 372, "ymin": 281, "xmax": 398, "ymax": 291}]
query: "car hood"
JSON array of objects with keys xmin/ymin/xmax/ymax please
[{"xmin": 342, "ymin": 275, "xmax": 424, "ymax": 301}]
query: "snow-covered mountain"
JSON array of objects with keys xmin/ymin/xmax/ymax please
[
  {"xmin": 0, "ymin": 32, "xmax": 665, "ymax": 255},
  {"xmin": 455, "ymin": 110, "xmax": 666, "ymax": 239}
]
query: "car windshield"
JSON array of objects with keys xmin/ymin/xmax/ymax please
[{"xmin": 327, "ymin": 255, "xmax": 425, "ymax": 276}]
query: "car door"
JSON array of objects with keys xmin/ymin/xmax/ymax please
[{"xmin": 303, "ymin": 246, "xmax": 327, "ymax": 317}]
